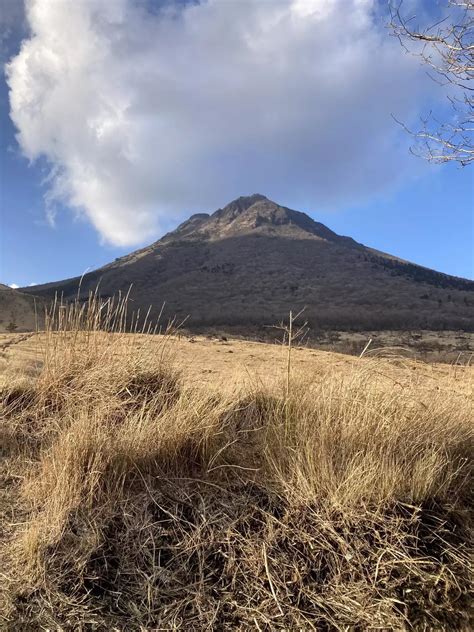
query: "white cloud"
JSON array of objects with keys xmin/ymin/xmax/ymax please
[
  {"xmin": 6, "ymin": 0, "xmax": 433, "ymax": 246},
  {"xmin": 8, "ymin": 283, "xmax": 19, "ymax": 289}
]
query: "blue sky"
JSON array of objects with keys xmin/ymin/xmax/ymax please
[{"xmin": 0, "ymin": 0, "xmax": 473, "ymax": 288}]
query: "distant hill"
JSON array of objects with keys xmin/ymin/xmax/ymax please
[
  {"xmin": 23, "ymin": 194, "xmax": 474, "ymax": 331},
  {"xmin": 0, "ymin": 285, "xmax": 44, "ymax": 332}
]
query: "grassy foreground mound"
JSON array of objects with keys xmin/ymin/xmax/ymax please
[{"xmin": 0, "ymin": 299, "xmax": 473, "ymax": 630}]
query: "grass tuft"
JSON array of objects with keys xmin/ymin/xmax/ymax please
[{"xmin": 0, "ymin": 295, "xmax": 472, "ymax": 630}]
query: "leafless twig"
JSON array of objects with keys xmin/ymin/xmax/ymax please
[{"xmin": 390, "ymin": 1, "xmax": 473, "ymax": 165}]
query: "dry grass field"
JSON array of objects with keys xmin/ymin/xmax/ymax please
[{"xmin": 0, "ymin": 296, "xmax": 473, "ymax": 630}]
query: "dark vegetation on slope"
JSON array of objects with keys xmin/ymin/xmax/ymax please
[{"xmin": 22, "ymin": 195, "xmax": 474, "ymax": 332}]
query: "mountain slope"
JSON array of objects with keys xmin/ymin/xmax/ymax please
[
  {"xmin": 0, "ymin": 285, "xmax": 44, "ymax": 332},
  {"xmin": 23, "ymin": 195, "xmax": 474, "ymax": 331}
]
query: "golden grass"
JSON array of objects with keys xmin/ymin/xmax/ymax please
[{"xmin": 0, "ymin": 295, "xmax": 473, "ymax": 630}]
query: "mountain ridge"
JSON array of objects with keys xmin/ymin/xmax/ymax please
[
  {"xmin": 18, "ymin": 195, "xmax": 474, "ymax": 332},
  {"xmin": 163, "ymin": 194, "xmax": 359, "ymax": 245}
]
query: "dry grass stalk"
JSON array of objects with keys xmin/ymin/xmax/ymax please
[{"xmin": 0, "ymin": 296, "xmax": 472, "ymax": 630}]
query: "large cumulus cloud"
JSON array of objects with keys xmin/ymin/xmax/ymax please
[{"xmin": 7, "ymin": 0, "xmax": 429, "ymax": 246}]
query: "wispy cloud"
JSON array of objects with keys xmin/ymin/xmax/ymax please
[
  {"xmin": 7, "ymin": 0, "xmax": 433, "ymax": 246},
  {"xmin": 8, "ymin": 283, "xmax": 19, "ymax": 289}
]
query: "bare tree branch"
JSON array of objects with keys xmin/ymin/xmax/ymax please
[{"xmin": 390, "ymin": 0, "xmax": 473, "ymax": 166}]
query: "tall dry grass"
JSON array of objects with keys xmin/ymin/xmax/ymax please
[{"xmin": 0, "ymin": 295, "xmax": 473, "ymax": 630}]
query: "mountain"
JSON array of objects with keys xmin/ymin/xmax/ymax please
[
  {"xmin": 22, "ymin": 195, "xmax": 474, "ymax": 331},
  {"xmin": 0, "ymin": 285, "xmax": 44, "ymax": 332}
]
